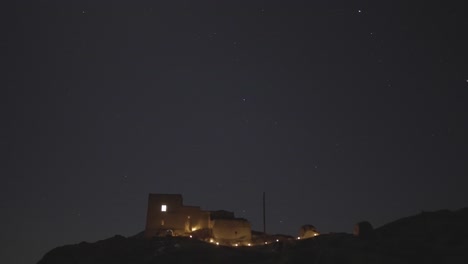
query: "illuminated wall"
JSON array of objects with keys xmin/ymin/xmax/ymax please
[
  {"xmin": 144, "ymin": 194, "xmax": 210, "ymax": 237},
  {"xmin": 298, "ymin": 225, "xmax": 319, "ymax": 239},
  {"xmin": 212, "ymin": 219, "xmax": 251, "ymax": 244},
  {"xmin": 144, "ymin": 193, "xmax": 252, "ymax": 244}
]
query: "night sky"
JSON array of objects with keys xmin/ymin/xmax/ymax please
[{"xmin": 4, "ymin": 1, "xmax": 468, "ymax": 263}]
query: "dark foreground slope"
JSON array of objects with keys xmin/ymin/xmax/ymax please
[
  {"xmin": 38, "ymin": 208, "xmax": 468, "ymax": 264},
  {"xmin": 37, "ymin": 235, "xmax": 279, "ymax": 264}
]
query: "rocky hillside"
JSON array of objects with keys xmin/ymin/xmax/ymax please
[{"xmin": 37, "ymin": 208, "xmax": 468, "ymax": 264}]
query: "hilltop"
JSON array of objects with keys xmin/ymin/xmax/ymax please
[{"xmin": 37, "ymin": 208, "xmax": 468, "ymax": 264}]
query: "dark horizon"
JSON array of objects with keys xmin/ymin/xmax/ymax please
[{"xmin": 4, "ymin": 1, "xmax": 468, "ymax": 264}]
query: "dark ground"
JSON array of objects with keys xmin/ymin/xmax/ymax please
[{"xmin": 38, "ymin": 208, "xmax": 468, "ymax": 264}]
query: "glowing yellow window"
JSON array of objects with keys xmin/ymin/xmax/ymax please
[{"xmin": 161, "ymin": 205, "xmax": 167, "ymax": 212}]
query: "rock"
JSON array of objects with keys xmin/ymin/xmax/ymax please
[{"xmin": 353, "ymin": 221, "xmax": 375, "ymax": 239}]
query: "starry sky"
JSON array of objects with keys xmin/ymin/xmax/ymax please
[{"xmin": 3, "ymin": 1, "xmax": 468, "ymax": 263}]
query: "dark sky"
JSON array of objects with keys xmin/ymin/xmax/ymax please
[{"xmin": 3, "ymin": 1, "xmax": 468, "ymax": 263}]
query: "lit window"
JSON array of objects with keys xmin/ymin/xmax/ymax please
[{"xmin": 161, "ymin": 205, "xmax": 167, "ymax": 212}]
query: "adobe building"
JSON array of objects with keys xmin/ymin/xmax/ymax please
[
  {"xmin": 212, "ymin": 218, "xmax": 251, "ymax": 244},
  {"xmin": 144, "ymin": 194, "xmax": 210, "ymax": 237},
  {"xmin": 144, "ymin": 193, "xmax": 251, "ymax": 245}
]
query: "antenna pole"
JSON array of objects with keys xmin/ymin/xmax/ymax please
[{"xmin": 263, "ymin": 191, "xmax": 266, "ymax": 234}]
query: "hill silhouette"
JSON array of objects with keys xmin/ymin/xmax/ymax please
[{"xmin": 37, "ymin": 208, "xmax": 468, "ymax": 264}]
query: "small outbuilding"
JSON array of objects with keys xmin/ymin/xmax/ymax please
[{"xmin": 299, "ymin": 225, "xmax": 319, "ymax": 239}]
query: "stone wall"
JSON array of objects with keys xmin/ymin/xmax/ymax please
[
  {"xmin": 212, "ymin": 219, "xmax": 251, "ymax": 245},
  {"xmin": 144, "ymin": 194, "xmax": 210, "ymax": 237}
]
